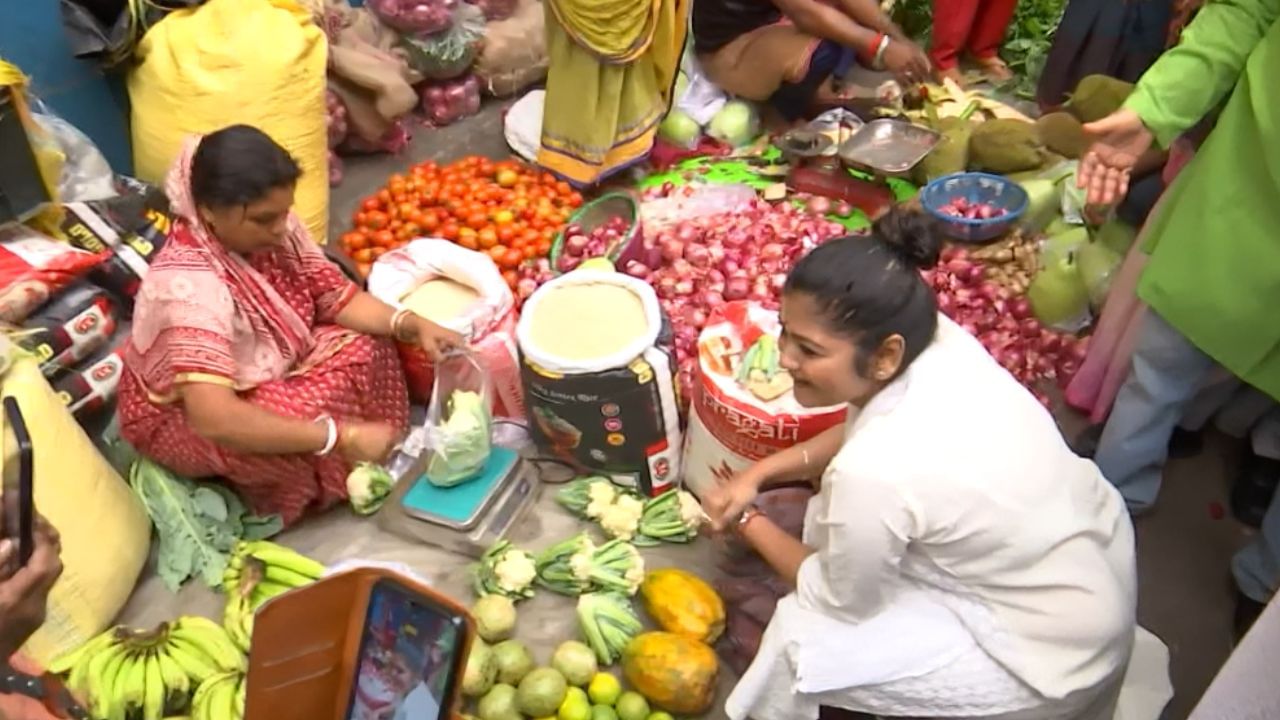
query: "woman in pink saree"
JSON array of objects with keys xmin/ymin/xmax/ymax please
[{"xmin": 118, "ymin": 126, "xmax": 463, "ymax": 526}]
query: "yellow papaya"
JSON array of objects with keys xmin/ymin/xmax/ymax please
[
  {"xmin": 621, "ymin": 632, "xmax": 718, "ymax": 715},
  {"xmin": 639, "ymin": 568, "xmax": 726, "ymax": 644}
]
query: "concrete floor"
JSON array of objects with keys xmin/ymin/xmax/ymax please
[{"xmin": 326, "ymin": 103, "xmax": 1252, "ymax": 720}]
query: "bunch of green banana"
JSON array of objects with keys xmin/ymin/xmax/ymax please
[
  {"xmin": 190, "ymin": 670, "xmax": 245, "ymax": 720},
  {"xmin": 735, "ymin": 334, "xmax": 781, "ymax": 385},
  {"xmin": 48, "ymin": 616, "xmax": 245, "ymax": 720},
  {"xmin": 221, "ymin": 539, "xmax": 325, "ymax": 609}
]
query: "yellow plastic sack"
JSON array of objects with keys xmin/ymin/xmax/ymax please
[
  {"xmin": 0, "ymin": 58, "xmax": 66, "ymax": 233},
  {"xmin": 1, "ymin": 356, "xmax": 151, "ymax": 667},
  {"xmin": 128, "ymin": 0, "xmax": 330, "ymax": 242}
]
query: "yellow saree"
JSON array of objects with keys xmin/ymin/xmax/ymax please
[{"xmin": 537, "ymin": 0, "xmax": 689, "ymax": 186}]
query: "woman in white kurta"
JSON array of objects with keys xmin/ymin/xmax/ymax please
[{"xmin": 704, "ymin": 211, "xmax": 1138, "ymax": 720}]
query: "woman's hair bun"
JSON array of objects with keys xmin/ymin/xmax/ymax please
[{"xmin": 873, "ymin": 208, "xmax": 943, "ymax": 271}]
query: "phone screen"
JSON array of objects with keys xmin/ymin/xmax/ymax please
[
  {"xmin": 1, "ymin": 396, "xmax": 33, "ymax": 573},
  {"xmin": 344, "ymin": 579, "xmax": 465, "ymax": 720}
]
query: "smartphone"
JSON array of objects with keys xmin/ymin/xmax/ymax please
[
  {"xmin": 344, "ymin": 578, "xmax": 467, "ymax": 720},
  {"xmin": 1, "ymin": 396, "xmax": 34, "ymax": 572}
]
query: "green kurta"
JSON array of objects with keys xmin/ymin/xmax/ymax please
[{"xmin": 1124, "ymin": 0, "xmax": 1280, "ymax": 399}]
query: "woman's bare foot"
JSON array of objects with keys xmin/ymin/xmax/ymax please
[
  {"xmin": 938, "ymin": 66, "xmax": 966, "ymax": 87},
  {"xmin": 973, "ymin": 56, "xmax": 1014, "ymax": 83}
]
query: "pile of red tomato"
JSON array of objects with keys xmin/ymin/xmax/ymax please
[{"xmin": 339, "ymin": 155, "xmax": 585, "ymax": 286}]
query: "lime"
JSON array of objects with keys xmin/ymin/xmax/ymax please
[
  {"xmin": 587, "ymin": 673, "xmax": 622, "ymax": 706},
  {"xmin": 615, "ymin": 691, "xmax": 650, "ymax": 720},
  {"xmin": 577, "ymin": 257, "xmax": 616, "ymax": 272},
  {"xmin": 646, "ymin": 713, "xmax": 675, "ymax": 720},
  {"xmin": 591, "ymin": 705, "xmax": 619, "ymax": 720},
  {"xmin": 558, "ymin": 687, "xmax": 592, "ymax": 720}
]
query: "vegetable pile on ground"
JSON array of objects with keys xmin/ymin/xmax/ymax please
[
  {"xmin": 618, "ymin": 189, "xmax": 847, "ymax": 400},
  {"xmin": 339, "ymin": 155, "xmax": 584, "ymax": 283},
  {"xmin": 465, "ymin": 532, "xmax": 726, "ymax": 720},
  {"xmin": 47, "ymin": 533, "xmax": 325, "ymax": 719},
  {"xmin": 926, "ymin": 246, "xmax": 1087, "ymax": 406}
]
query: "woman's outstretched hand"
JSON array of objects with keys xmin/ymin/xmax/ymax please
[
  {"xmin": 1079, "ymin": 109, "xmax": 1155, "ymax": 207},
  {"xmin": 702, "ymin": 471, "xmax": 763, "ymax": 532},
  {"xmin": 409, "ymin": 316, "xmax": 466, "ymax": 361},
  {"xmin": 339, "ymin": 421, "xmax": 401, "ymax": 464}
]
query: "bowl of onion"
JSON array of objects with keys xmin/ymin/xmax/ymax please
[
  {"xmin": 550, "ymin": 192, "xmax": 644, "ymax": 275},
  {"xmin": 920, "ymin": 172, "xmax": 1028, "ymax": 243}
]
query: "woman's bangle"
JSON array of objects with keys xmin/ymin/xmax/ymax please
[
  {"xmin": 873, "ymin": 34, "xmax": 892, "ymax": 70},
  {"xmin": 802, "ymin": 448, "xmax": 811, "ymax": 467},
  {"xmin": 390, "ymin": 308, "xmax": 414, "ymax": 342},
  {"xmin": 864, "ymin": 32, "xmax": 886, "ymax": 65},
  {"xmin": 737, "ymin": 507, "xmax": 763, "ymax": 533},
  {"xmin": 314, "ymin": 415, "xmax": 338, "ymax": 456}
]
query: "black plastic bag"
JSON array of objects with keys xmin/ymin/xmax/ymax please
[{"xmin": 59, "ymin": 0, "xmax": 204, "ymax": 69}]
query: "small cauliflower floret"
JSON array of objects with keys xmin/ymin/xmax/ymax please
[
  {"xmin": 346, "ymin": 463, "xmax": 394, "ymax": 516},
  {"xmin": 676, "ymin": 491, "xmax": 705, "ymax": 529},
  {"xmin": 584, "ymin": 482, "xmax": 618, "ymax": 519},
  {"xmin": 622, "ymin": 547, "xmax": 645, "ymax": 593},
  {"xmin": 493, "ymin": 549, "xmax": 536, "ymax": 593},
  {"xmin": 599, "ymin": 495, "xmax": 645, "ymax": 540},
  {"xmin": 569, "ymin": 550, "xmax": 595, "ymax": 581}
]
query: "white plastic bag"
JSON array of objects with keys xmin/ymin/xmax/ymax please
[
  {"xmin": 677, "ymin": 55, "xmax": 727, "ymax": 126},
  {"xmin": 366, "ymin": 238, "xmax": 524, "ymax": 418},
  {"xmin": 504, "ymin": 89, "xmax": 544, "ymax": 163},
  {"xmin": 423, "ymin": 351, "xmax": 493, "ymax": 488}
]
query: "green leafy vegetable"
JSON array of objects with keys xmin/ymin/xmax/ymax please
[
  {"xmin": 425, "ymin": 389, "xmax": 493, "ymax": 487},
  {"xmin": 129, "ymin": 458, "xmax": 283, "ymax": 592}
]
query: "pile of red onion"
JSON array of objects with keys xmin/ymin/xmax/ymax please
[
  {"xmin": 556, "ymin": 216, "xmax": 630, "ymax": 273},
  {"xmin": 926, "ymin": 247, "xmax": 1088, "ymax": 407},
  {"xmin": 625, "ymin": 196, "xmax": 846, "ymax": 401}
]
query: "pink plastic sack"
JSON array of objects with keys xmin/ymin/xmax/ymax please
[{"xmin": 420, "ymin": 75, "xmax": 481, "ymax": 126}]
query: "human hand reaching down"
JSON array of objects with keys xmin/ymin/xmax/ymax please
[
  {"xmin": 0, "ymin": 515, "xmax": 63, "ymax": 659},
  {"xmin": 1079, "ymin": 109, "xmax": 1156, "ymax": 207}
]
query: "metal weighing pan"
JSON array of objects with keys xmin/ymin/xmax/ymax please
[{"xmin": 838, "ymin": 119, "xmax": 941, "ymax": 176}]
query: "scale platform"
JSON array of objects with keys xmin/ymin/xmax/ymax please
[{"xmin": 375, "ymin": 445, "xmax": 539, "ymax": 558}]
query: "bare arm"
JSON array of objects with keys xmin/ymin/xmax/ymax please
[
  {"xmin": 180, "ymin": 383, "xmax": 329, "ymax": 455},
  {"xmin": 738, "ymin": 515, "xmax": 816, "ymax": 585},
  {"xmin": 774, "ymin": 0, "xmax": 880, "ymax": 53},
  {"xmin": 335, "ymin": 291, "xmax": 398, "ymax": 337},
  {"xmin": 833, "ymin": 0, "xmax": 907, "ymax": 39},
  {"xmin": 751, "ymin": 423, "xmax": 846, "ymax": 489}
]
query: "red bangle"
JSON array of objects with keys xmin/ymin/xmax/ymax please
[{"xmin": 863, "ymin": 32, "xmax": 886, "ymax": 64}]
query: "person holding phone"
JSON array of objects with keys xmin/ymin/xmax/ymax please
[
  {"xmin": 0, "ymin": 515, "xmax": 63, "ymax": 660},
  {"xmin": 116, "ymin": 125, "xmax": 465, "ymax": 527}
]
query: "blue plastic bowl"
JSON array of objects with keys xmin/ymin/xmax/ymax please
[{"xmin": 920, "ymin": 172, "xmax": 1029, "ymax": 243}]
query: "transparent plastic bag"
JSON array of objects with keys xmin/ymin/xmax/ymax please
[
  {"xmin": 423, "ymin": 351, "xmax": 494, "ymax": 487},
  {"xmin": 367, "ymin": 0, "xmax": 456, "ymax": 35},
  {"xmin": 420, "ymin": 75, "xmax": 481, "ymax": 126},
  {"xmin": 401, "ymin": 4, "xmax": 484, "ymax": 80}
]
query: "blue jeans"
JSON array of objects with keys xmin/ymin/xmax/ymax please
[{"xmin": 1096, "ymin": 309, "xmax": 1280, "ymax": 602}]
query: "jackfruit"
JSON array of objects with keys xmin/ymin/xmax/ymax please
[
  {"xmin": 969, "ymin": 119, "xmax": 1044, "ymax": 174},
  {"xmin": 1036, "ymin": 112, "xmax": 1088, "ymax": 159},
  {"xmin": 1066, "ymin": 75, "xmax": 1134, "ymax": 124},
  {"xmin": 918, "ymin": 101, "xmax": 979, "ymax": 182}
]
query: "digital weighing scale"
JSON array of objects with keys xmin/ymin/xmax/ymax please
[{"xmin": 375, "ymin": 443, "xmax": 540, "ymax": 558}]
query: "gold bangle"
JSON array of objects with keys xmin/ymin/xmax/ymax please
[{"xmin": 390, "ymin": 308, "xmax": 413, "ymax": 342}]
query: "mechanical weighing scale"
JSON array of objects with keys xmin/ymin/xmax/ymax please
[{"xmin": 375, "ymin": 435, "xmax": 540, "ymax": 558}]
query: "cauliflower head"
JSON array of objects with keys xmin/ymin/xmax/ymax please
[
  {"xmin": 584, "ymin": 482, "xmax": 619, "ymax": 519},
  {"xmin": 676, "ymin": 491, "xmax": 705, "ymax": 529},
  {"xmin": 493, "ymin": 549, "xmax": 536, "ymax": 593},
  {"xmin": 599, "ymin": 495, "xmax": 645, "ymax": 540}
]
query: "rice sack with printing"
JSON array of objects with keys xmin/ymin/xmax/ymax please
[
  {"xmin": 683, "ymin": 301, "xmax": 846, "ymax": 498},
  {"xmin": 517, "ymin": 271, "xmax": 682, "ymax": 496},
  {"xmin": 368, "ymin": 238, "xmax": 524, "ymax": 418}
]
